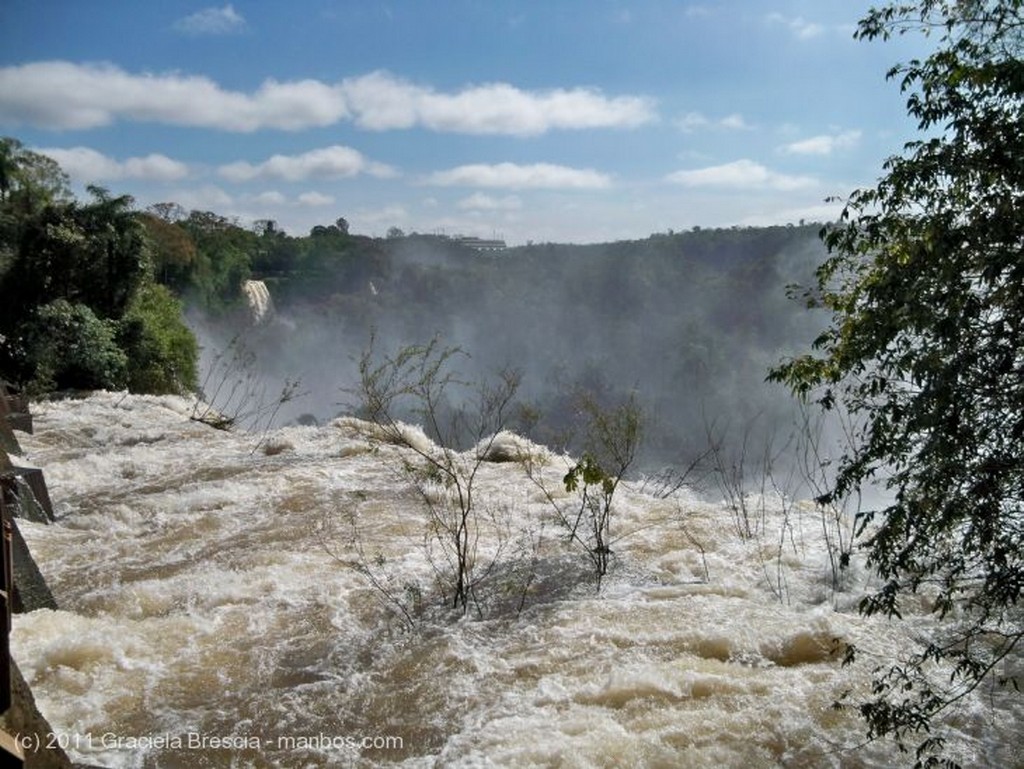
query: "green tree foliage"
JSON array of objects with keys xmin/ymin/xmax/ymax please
[
  {"xmin": 0, "ymin": 139, "xmax": 199, "ymax": 395},
  {"xmin": 25, "ymin": 299, "xmax": 127, "ymax": 392},
  {"xmin": 0, "ymin": 186, "xmax": 148, "ymax": 323},
  {"xmin": 139, "ymin": 212, "xmax": 197, "ymax": 292},
  {"xmin": 0, "ymin": 137, "xmax": 70, "ymax": 215},
  {"xmin": 180, "ymin": 210, "xmax": 256, "ymax": 310},
  {"xmin": 119, "ymin": 283, "xmax": 199, "ymax": 394},
  {"xmin": 769, "ymin": 2, "xmax": 1024, "ymax": 763},
  {"xmin": 0, "ymin": 138, "xmax": 71, "ymax": 274},
  {"xmin": 75, "ymin": 186, "xmax": 149, "ymax": 317}
]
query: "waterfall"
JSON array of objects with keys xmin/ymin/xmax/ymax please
[{"xmin": 241, "ymin": 279, "xmax": 274, "ymax": 325}]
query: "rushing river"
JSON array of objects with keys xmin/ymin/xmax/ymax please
[{"xmin": 9, "ymin": 392, "xmax": 1022, "ymax": 768}]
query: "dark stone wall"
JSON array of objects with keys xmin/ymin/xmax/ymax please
[{"xmin": 0, "ymin": 395, "xmax": 73, "ymax": 768}]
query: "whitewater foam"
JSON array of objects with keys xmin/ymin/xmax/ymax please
[{"xmin": 8, "ymin": 392, "xmax": 1022, "ymax": 768}]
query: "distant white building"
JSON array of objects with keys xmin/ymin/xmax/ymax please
[{"xmin": 454, "ymin": 236, "xmax": 506, "ymax": 251}]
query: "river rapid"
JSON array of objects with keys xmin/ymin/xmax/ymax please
[{"xmin": 9, "ymin": 392, "xmax": 1022, "ymax": 768}]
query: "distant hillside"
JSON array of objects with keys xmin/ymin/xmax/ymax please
[{"xmin": 188, "ymin": 223, "xmax": 829, "ymax": 470}]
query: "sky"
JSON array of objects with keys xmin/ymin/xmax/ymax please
[{"xmin": 0, "ymin": 1, "xmax": 930, "ymax": 245}]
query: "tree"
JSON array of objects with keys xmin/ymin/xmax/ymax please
[
  {"xmin": 0, "ymin": 144, "xmax": 198, "ymax": 395},
  {"xmin": 139, "ymin": 212, "xmax": 197, "ymax": 291},
  {"xmin": 78, "ymin": 185, "xmax": 149, "ymax": 318},
  {"xmin": 770, "ymin": 2, "xmax": 1024, "ymax": 764},
  {"xmin": 0, "ymin": 187, "xmax": 148, "ymax": 324},
  {"xmin": 147, "ymin": 201, "xmax": 187, "ymax": 223},
  {"xmin": 118, "ymin": 282, "xmax": 199, "ymax": 394},
  {"xmin": 181, "ymin": 210, "xmax": 255, "ymax": 310},
  {"xmin": 0, "ymin": 137, "xmax": 70, "ymax": 213},
  {"xmin": 24, "ymin": 299, "xmax": 128, "ymax": 392},
  {"xmin": 0, "ymin": 138, "xmax": 71, "ymax": 265}
]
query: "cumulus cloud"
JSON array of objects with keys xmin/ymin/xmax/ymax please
[
  {"xmin": 38, "ymin": 146, "xmax": 189, "ymax": 182},
  {"xmin": 341, "ymin": 70, "xmax": 655, "ymax": 136},
  {"xmin": 427, "ymin": 162, "xmax": 612, "ymax": 190},
  {"xmin": 457, "ymin": 193, "xmax": 523, "ymax": 211},
  {"xmin": 218, "ymin": 145, "xmax": 397, "ymax": 182},
  {"xmin": 0, "ymin": 61, "xmax": 348, "ymax": 132},
  {"xmin": 665, "ymin": 159, "xmax": 816, "ymax": 191},
  {"xmin": 174, "ymin": 4, "xmax": 247, "ymax": 35},
  {"xmin": 781, "ymin": 130, "xmax": 862, "ymax": 155},
  {"xmin": 0, "ymin": 61, "xmax": 655, "ymax": 136}
]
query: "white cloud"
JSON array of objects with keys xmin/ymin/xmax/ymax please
[
  {"xmin": 675, "ymin": 112, "xmax": 711, "ymax": 132},
  {"xmin": 174, "ymin": 4, "xmax": 247, "ymax": 35},
  {"xmin": 675, "ymin": 111, "xmax": 751, "ymax": 133},
  {"xmin": 297, "ymin": 191, "xmax": 335, "ymax": 207},
  {"xmin": 0, "ymin": 62, "xmax": 348, "ymax": 132},
  {"xmin": 720, "ymin": 113, "xmax": 752, "ymax": 130},
  {"xmin": 244, "ymin": 190, "xmax": 335, "ymax": 208},
  {"xmin": 781, "ymin": 130, "xmax": 862, "ymax": 155},
  {"xmin": 457, "ymin": 193, "xmax": 523, "ymax": 211},
  {"xmin": 169, "ymin": 185, "xmax": 235, "ymax": 211},
  {"xmin": 665, "ymin": 159, "xmax": 816, "ymax": 191},
  {"xmin": 0, "ymin": 62, "xmax": 656, "ymax": 136},
  {"xmin": 38, "ymin": 146, "xmax": 189, "ymax": 182},
  {"xmin": 340, "ymin": 70, "xmax": 656, "ymax": 136},
  {"xmin": 766, "ymin": 13, "xmax": 824, "ymax": 40},
  {"xmin": 251, "ymin": 191, "xmax": 287, "ymax": 206},
  {"xmin": 218, "ymin": 145, "xmax": 396, "ymax": 182},
  {"xmin": 427, "ymin": 162, "xmax": 612, "ymax": 190}
]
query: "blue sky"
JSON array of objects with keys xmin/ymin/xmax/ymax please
[{"xmin": 0, "ymin": 1, "xmax": 928, "ymax": 244}]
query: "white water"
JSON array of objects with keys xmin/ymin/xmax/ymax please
[
  {"xmin": 242, "ymin": 280, "xmax": 274, "ymax": 325},
  {"xmin": 10, "ymin": 392, "xmax": 1023, "ymax": 768}
]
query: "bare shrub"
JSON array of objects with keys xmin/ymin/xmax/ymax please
[
  {"xmin": 190, "ymin": 334, "xmax": 304, "ymax": 449},
  {"xmin": 347, "ymin": 335, "xmax": 536, "ymax": 618}
]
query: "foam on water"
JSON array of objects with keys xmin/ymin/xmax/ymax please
[{"xmin": 9, "ymin": 392, "xmax": 1024, "ymax": 768}]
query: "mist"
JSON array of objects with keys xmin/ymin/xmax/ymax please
[{"xmin": 187, "ymin": 224, "xmax": 830, "ymax": 476}]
